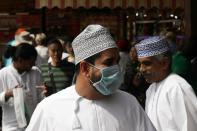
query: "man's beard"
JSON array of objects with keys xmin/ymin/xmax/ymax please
[{"xmin": 90, "ymin": 71, "xmax": 102, "ymax": 83}]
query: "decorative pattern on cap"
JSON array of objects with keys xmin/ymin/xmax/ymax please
[
  {"xmin": 135, "ymin": 36, "xmax": 169, "ymax": 58},
  {"xmin": 72, "ymin": 24, "xmax": 117, "ymax": 65}
]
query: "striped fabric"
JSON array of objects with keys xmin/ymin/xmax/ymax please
[
  {"xmin": 41, "ymin": 60, "xmax": 75, "ymax": 92},
  {"xmin": 35, "ymin": 0, "xmax": 184, "ymax": 9}
]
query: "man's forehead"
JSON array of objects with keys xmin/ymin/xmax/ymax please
[
  {"xmin": 95, "ymin": 48, "xmax": 119, "ymax": 63},
  {"xmin": 100, "ymin": 48, "xmax": 119, "ymax": 56},
  {"xmin": 138, "ymin": 56, "xmax": 155, "ymax": 62}
]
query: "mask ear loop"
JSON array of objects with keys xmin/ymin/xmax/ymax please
[
  {"xmin": 86, "ymin": 62, "xmax": 101, "ymax": 70},
  {"xmin": 85, "ymin": 62, "xmax": 103, "ymax": 86},
  {"xmin": 89, "ymin": 79, "xmax": 94, "ymax": 84}
]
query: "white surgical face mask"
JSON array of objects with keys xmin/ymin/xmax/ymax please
[{"xmin": 88, "ymin": 63, "xmax": 123, "ymax": 95}]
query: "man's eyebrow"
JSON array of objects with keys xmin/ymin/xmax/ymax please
[
  {"xmin": 141, "ymin": 60, "xmax": 152, "ymax": 65},
  {"xmin": 102, "ymin": 57, "xmax": 114, "ymax": 64}
]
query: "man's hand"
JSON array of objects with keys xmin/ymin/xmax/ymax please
[
  {"xmin": 5, "ymin": 85, "xmax": 22, "ymax": 101},
  {"xmin": 36, "ymin": 83, "xmax": 52, "ymax": 96}
]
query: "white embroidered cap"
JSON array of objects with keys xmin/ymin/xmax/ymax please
[
  {"xmin": 72, "ymin": 24, "xmax": 117, "ymax": 65},
  {"xmin": 135, "ymin": 36, "xmax": 170, "ymax": 58}
]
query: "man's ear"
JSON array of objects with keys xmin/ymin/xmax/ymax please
[
  {"xmin": 161, "ymin": 57, "xmax": 170, "ymax": 70},
  {"xmin": 79, "ymin": 61, "xmax": 90, "ymax": 77}
]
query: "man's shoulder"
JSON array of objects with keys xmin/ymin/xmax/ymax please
[
  {"xmin": 0, "ymin": 66, "xmax": 9, "ymax": 72},
  {"xmin": 39, "ymin": 85, "xmax": 77, "ymax": 106},
  {"xmin": 149, "ymin": 73, "xmax": 190, "ymax": 89},
  {"xmin": 113, "ymin": 90, "xmax": 147, "ymax": 117},
  {"xmin": 31, "ymin": 66, "xmax": 41, "ymax": 71},
  {"xmin": 0, "ymin": 65, "xmax": 16, "ymax": 75},
  {"xmin": 114, "ymin": 90, "xmax": 140, "ymax": 106},
  {"xmin": 29, "ymin": 66, "xmax": 42, "ymax": 74},
  {"xmin": 165, "ymin": 73, "xmax": 190, "ymax": 86},
  {"xmin": 116, "ymin": 90, "xmax": 135, "ymax": 98},
  {"xmin": 0, "ymin": 66, "xmax": 10, "ymax": 77}
]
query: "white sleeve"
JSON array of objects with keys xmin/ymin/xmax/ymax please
[
  {"xmin": 0, "ymin": 73, "xmax": 6, "ymax": 105},
  {"xmin": 25, "ymin": 102, "xmax": 50, "ymax": 131},
  {"xmin": 131, "ymin": 96, "xmax": 156, "ymax": 131},
  {"xmin": 0, "ymin": 77, "xmax": 11, "ymax": 106},
  {"xmin": 0, "ymin": 91, "xmax": 6, "ymax": 105},
  {"xmin": 138, "ymin": 104, "xmax": 157, "ymax": 131},
  {"xmin": 168, "ymin": 84, "xmax": 197, "ymax": 131}
]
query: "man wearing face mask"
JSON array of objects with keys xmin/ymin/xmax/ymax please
[{"xmin": 26, "ymin": 25, "xmax": 156, "ymax": 131}]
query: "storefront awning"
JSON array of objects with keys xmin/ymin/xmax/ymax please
[{"xmin": 35, "ymin": 0, "xmax": 184, "ymax": 9}]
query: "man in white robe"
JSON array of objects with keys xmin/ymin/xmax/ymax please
[
  {"xmin": 0, "ymin": 43, "xmax": 43, "ymax": 131},
  {"xmin": 135, "ymin": 36, "xmax": 197, "ymax": 131},
  {"xmin": 26, "ymin": 24, "xmax": 156, "ymax": 131}
]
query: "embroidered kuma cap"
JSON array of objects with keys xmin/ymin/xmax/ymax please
[
  {"xmin": 72, "ymin": 24, "xmax": 117, "ymax": 65},
  {"xmin": 135, "ymin": 36, "xmax": 170, "ymax": 58}
]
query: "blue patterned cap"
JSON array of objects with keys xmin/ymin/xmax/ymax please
[
  {"xmin": 135, "ymin": 36, "xmax": 169, "ymax": 58},
  {"xmin": 72, "ymin": 24, "xmax": 117, "ymax": 65}
]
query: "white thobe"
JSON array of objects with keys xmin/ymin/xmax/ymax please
[
  {"xmin": 145, "ymin": 73, "xmax": 197, "ymax": 131},
  {"xmin": 26, "ymin": 85, "xmax": 156, "ymax": 131},
  {"xmin": 0, "ymin": 65, "xmax": 43, "ymax": 131}
]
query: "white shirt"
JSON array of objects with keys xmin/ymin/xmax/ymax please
[
  {"xmin": 26, "ymin": 85, "xmax": 156, "ymax": 131},
  {"xmin": 35, "ymin": 45, "xmax": 49, "ymax": 67},
  {"xmin": 146, "ymin": 73, "xmax": 197, "ymax": 131},
  {"xmin": 48, "ymin": 52, "xmax": 69, "ymax": 63},
  {"xmin": 0, "ymin": 65, "xmax": 43, "ymax": 131}
]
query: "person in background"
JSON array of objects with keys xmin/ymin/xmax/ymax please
[
  {"xmin": 14, "ymin": 28, "xmax": 34, "ymax": 46},
  {"xmin": 165, "ymin": 31, "xmax": 177, "ymax": 54},
  {"xmin": 116, "ymin": 39, "xmax": 130, "ymax": 77},
  {"xmin": 34, "ymin": 33, "xmax": 49, "ymax": 68},
  {"xmin": 47, "ymin": 36, "xmax": 69, "ymax": 63},
  {"xmin": 135, "ymin": 36, "xmax": 197, "ymax": 131},
  {"xmin": 171, "ymin": 37, "xmax": 197, "ymax": 95},
  {"xmin": 123, "ymin": 44, "xmax": 149, "ymax": 109},
  {"xmin": 26, "ymin": 24, "xmax": 156, "ymax": 131},
  {"xmin": 0, "ymin": 43, "xmax": 43, "ymax": 131},
  {"xmin": 4, "ymin": 28, "xmax": 34, "ymax": 67},
  {"xmin": 163, "ymin": 30, "xmax": 197, "ymax": 94},
  {"xmin": 64, "ymin": 37, "xmax": 75, "ymax": 64},
  {"xmin": 39, "ymin": 38, "xmax": 75, "ymax": 96},
  {"xmin": 58, "ymin": 36, "xmax": 75, "ymax": 64}
]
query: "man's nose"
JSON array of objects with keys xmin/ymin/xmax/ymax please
[{"xmin": 139, "ymin": 64, "xmax": 145, "ymax": 73}]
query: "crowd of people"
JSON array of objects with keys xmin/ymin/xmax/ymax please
[{"xmin": 0, "ymin": 24, "xmax": 197, "ymax": 131}]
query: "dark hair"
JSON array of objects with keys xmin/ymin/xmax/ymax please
[
  {"xmin": 4, "ymin": 43, "xmax": 37, "ymax": 61},
  {"xmin": 47, "ymin": 38, "xmax": 63, "ymax": 48},
  {"xmin": 75, "ymin": 52, "xmax": 101, "ymax": 76},
  {"xmin": 58, "ymin": 36, "xmax": 73, "ymax": 44}
]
